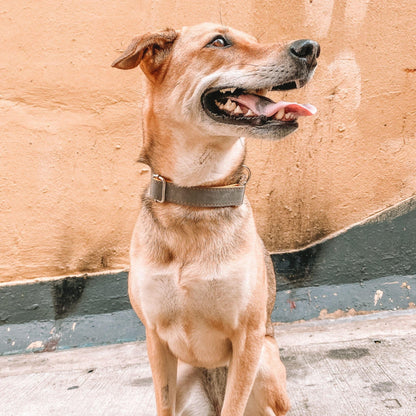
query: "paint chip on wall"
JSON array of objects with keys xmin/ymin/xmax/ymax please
[
  {"xmin": 26, "ymin": 341, "xmax": 44, "ymax": 351},
  {"xmin": 374, "ymin": 289, "xmax": 384, "ymax": 306}
]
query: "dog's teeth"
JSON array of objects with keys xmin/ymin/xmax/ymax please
[
  {"xmin": 224, "ymin": 99, "xmax": 236, "ymax": 112},
  {"xmin": 275, "ymin": 108, "xmax": 285, "ymax": 120},
  {"xmin": 295, "ymin": 79, "xmax": 301, "ymax": 89},
  {"xmin": 216, "ymin": 100, "xmax": 225, "ymax": 110},
  {"xmin": 220, "ymin": 88, "xmax": 237, "ymax": 94},
  {"xmin": 283, "ymin": 112, "xmax": 297, "ymax": 121},
  {"xmin": 234, "ymin": 105, "xmax": 243, "ymax": 115},
  {"xmin": 245, "ymin": 109, "xmax": 255, "ymax": 116}
]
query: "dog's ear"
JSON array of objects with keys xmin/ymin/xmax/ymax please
[{"xmin": 111, "ymin": 29, "xmax": 178, "ymax": 78}]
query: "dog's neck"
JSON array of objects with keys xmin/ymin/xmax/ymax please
[
  {"xmin": 140, "ymin": 110, "xmax": 247, "ymax": 187},
  {"xmin": 170, "ymin": 135, "xmax": 246, "ymax": 187}
]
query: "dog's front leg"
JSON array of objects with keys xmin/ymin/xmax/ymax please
[
  {"xmin": 221, "ymin": 329, "xmax": 264, "ymax": 416},
  {"xmin": 146, "ymin": 329, "xmax": 178, "ymax": 416}
]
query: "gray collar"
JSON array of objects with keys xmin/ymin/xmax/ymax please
[{"xmin": 148, "ymin": 167, "xmax": 251, "ymax": 208}]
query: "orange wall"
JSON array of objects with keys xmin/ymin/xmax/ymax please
[{"xmin": 1, "ymin": 0, "xmax": 415, "ymax": 283}]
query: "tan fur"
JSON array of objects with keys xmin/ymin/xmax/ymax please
[{"xmin": 112, "ymin": 22, "xmax": 318, "ymax": 415}]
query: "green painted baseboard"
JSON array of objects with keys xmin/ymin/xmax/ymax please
[{"xmin": 1, "ymin": 196, "xmax": 415, "ymax": 355}]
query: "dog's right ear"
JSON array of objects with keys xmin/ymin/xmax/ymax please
[{"xmin": 111, "ymin": 29, "xmax": 178, "ymax": 78}]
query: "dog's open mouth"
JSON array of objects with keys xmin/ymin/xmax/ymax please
[{"xmin": 201, "ymin": 81, "xmax": 316, "ymax": 128}]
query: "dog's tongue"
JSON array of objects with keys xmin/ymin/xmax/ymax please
[{"xmin": 234, "ymin": 94, "xmax": 317, "ymax": 117}]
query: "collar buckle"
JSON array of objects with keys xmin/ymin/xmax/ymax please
[
  {"xmin": 152, "ymin": 174, "xmax": 167, "ymax": 203},
  {"xmin": 241, "ymin": 165, "xmax": 251, "ymax": 185}
]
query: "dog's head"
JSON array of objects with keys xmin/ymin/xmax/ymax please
[{"xmin": 112, "ymin": 22, "xmax": 319, "ymax": 140}]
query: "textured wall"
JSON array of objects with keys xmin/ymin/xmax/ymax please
[{"xmin": 1, "ymin": 0, "xmax": 415, "ymax": 283}]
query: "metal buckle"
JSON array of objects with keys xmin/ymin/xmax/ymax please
[
  {"xmin": 152, "ymin": 174, "xmax": 167, "ymax": 203},
  {"xmin": 241, "ymin": 165, "xmax": 251, "ymax": 185}
]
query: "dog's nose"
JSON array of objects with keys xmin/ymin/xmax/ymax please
[{"xmin": 289, "ymin": 39, "xmax": 320, "ymax": 67}]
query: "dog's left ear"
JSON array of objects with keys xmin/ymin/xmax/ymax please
[{"xmin": 111, "ymin": 29, "xmax": 178, "ymax": 78}]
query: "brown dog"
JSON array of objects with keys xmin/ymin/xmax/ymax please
[{"xmin": 112, "ymin": 22, "xmax": 319, "ymax": 416}]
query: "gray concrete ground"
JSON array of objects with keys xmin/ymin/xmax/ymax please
[{"xmin": 1, "ymin": 309, "xmax": 415, "ymax": 416}]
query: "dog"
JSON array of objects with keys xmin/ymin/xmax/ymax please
[{"xmin": 112, "ymin": 22, "xmax": 319, "ymax": 416}]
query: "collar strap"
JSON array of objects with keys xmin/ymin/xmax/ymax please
[{"xmin": 149, "ymin": 167, "xmax": 250, "ymax": 208}]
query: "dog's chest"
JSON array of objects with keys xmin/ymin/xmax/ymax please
[
  {"xmin": 138, "ymin": 261, "xmax": 250, "ymax": 326},
  {"xmin": 131, "ymin": 259, "xmax": 252, "ymax": 365}
]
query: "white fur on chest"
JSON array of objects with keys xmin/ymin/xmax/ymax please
[{"xmin": 130, "ymin": 256, "xmax": 255, "ymax": 367}]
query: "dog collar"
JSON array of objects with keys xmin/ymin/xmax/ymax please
[{"xmin": 149, "ymin": 167, "xmax": 251, "ymax": 208}]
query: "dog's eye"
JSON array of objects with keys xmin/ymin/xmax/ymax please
[{"xmin": 206, "ymin": 35, "xmax": 231, "ymax": 48}]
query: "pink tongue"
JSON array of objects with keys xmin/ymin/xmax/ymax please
[{"xmin": 234, "ymin": 94, "xmax": 317, "ymax": 117}]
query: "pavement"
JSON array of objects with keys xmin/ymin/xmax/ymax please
[{"xmin": 1, "ymin": 309, "xmax": 415, "ymax": 416}]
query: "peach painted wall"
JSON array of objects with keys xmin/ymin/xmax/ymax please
[{"xmin": 1, "ymin": 0, "xmax": 415, "ymax": 283}]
